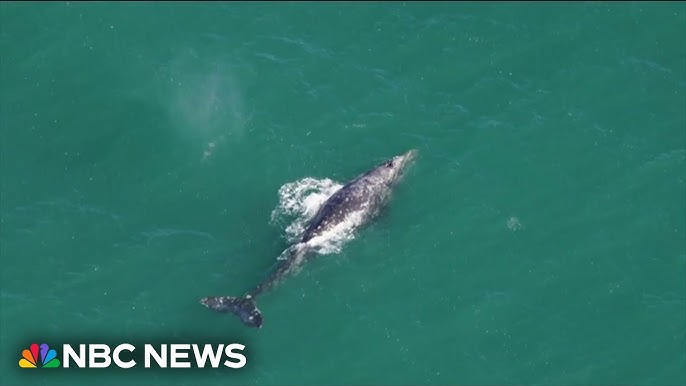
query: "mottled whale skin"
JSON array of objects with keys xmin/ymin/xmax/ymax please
[{"xmin": 200, "ymin": 149, "xmax": 417, "ymax": 328}]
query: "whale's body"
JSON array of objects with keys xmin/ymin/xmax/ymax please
[{"xmin": 200, "ymin": 149, "xmax": 417, "ymax": 328}]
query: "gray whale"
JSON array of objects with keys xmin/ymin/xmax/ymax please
[{"xmin": 200, "ymin": 149, "xmax": 417, "ymax": 328}]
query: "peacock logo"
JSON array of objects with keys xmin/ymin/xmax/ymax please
[{"xmin": 19, "ymin": 343, "xmax": 60, "ymax": 368}]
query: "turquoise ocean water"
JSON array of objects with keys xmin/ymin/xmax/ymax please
[{"xmin": 1, "ymin": 2, "xmax": 685, "ymax": 385}]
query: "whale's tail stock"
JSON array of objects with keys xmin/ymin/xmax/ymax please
[
  {"xmin": 200, "ymin": 243, "xmax": 310, "ymax": 328},
  {"xmin": 200, "ymin": 294, "xmax": 263, "ymax": 328}
]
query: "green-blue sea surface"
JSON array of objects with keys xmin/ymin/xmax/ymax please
[{"xmin": 1, "ymin": 2, "xmax": 685, "ymax": 385}]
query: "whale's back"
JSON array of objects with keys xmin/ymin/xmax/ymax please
[{"xmin": 300, "ymin": 178, "xmax": 378, "ymax": 243}]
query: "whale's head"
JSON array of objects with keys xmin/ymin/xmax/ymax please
[{"xmin": 373, "ymin": 149, "xmax": 417, "ymax": 186}]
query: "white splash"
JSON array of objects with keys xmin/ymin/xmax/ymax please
[
  {"xmin": 507, "ymin": 216, "xmax": 523, "ymax": 231},
  {"xmin": 270, "ymin": 177, "xmax": 341, "ymax": 240},
  {"xmin": 270, "ymin": 177, "xmax": 364, "ymax": 256}
]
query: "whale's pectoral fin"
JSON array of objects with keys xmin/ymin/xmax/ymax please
[{"xmin": 200, "ymin": 295, "xmax": 263, "ymax": 328}]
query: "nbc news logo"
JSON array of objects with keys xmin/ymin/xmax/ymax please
[
  {"xmin": 18, "ymin": 342, "xmax": 246, "ymax": 369},
  {"xmin": 19, "ymin": 343, "xmax": 60, "ymax": 368}
]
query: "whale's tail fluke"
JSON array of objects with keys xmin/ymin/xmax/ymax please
[{"xmin": 200, "ymin": 294, "xmax": 263, "ymax": 328}]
